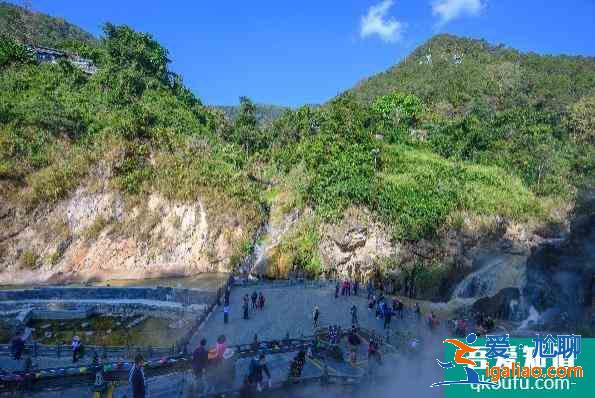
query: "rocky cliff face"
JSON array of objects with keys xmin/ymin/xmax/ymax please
[
  {"xmin": 0, "ymin": 181, "xmax": 252, "ymax": 284},
  {"xmin": 318, "ymin": 208, "xmax": 396, "ymax": 281},
  {"xmin": 315, "ymin": 208, "xmax": 568, "ymax": 303}
]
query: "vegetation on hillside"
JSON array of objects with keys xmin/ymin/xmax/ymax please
[
  {"xmin": 0, "ymin": 24, "xmax": 262, "ymax": 226},
  {"xmin": 0, "ymin": 1, "xmax": 97, "ymax": 49},
  {"xmin": 215, "ymin": 101, "xmax": 288, "ymax": 126},
  {"xmin": 1, "ymin": 10, "xmax": 593, "ymax": 279}
]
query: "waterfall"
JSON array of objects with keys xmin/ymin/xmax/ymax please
[{"xmin": 518, "ymin": 306, "xmax": 541, "ymax": 329}]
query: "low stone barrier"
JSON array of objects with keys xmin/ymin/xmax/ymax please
[{"xmin": 0, "ymin": 286, "xmax": 212, "ymax": 305}]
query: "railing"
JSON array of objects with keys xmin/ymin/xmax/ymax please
[
  {"xmin": 1, "ymin": 283, "xmax": 231, "ymax": 361},
  {"xmin": 234, "ymin": 278, "xmax": 333, "ymax": 290},
  {"xmin": 0, "ymin": 323, "xmax": 394, "ymax": 395}
]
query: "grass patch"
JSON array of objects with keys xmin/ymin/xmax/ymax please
[
  {"xmin": 83, "ymin": 215, "xmax": 110, "ymax": 241},
  {"xmin": 20, "ymin": 249, "xmax": 38, "ymax": 269},
  {"xmin": 377, "ymin": 145, "xmax": 541, "ymax": 239},
  {"xmin": 269, "ymin": 216, "xmax": 322, "ymax": 278}
]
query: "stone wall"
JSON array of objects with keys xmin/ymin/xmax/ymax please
[{"xmin": 0, "ymin": 287, "xmax": 211, "ymax": 305}]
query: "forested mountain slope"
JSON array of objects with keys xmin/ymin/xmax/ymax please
[
  {"xmin": 0, "ymin": 1, "xmax": 97, "ymax": 49},
  {"xmin": 0, "ymin": 5, "xmax": 593, "ymax": 299}
]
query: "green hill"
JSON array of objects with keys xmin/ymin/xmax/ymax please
[
  {"xmin": 1, "ymin": 13, "xmax": 593, "ymax": 281},
  {"xmin": 0, "ymin": 1, "xmax": 97, "ymax": 48},
  {"xmin": 349, "ymin": 34, "xmax": 595, "ymax": 115}
]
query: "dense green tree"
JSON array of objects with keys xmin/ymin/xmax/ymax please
[
  {"xmin": 567, "ymin": 95, "xmax": 595, "ymax": 145},
  {"xmin": 0, "ymin": 35, "xmax": 33, "ymax": 68}
]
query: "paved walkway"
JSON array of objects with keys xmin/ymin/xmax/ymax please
[{"xmin": 191, "ymin": 284, "xmax": 421, "ymax": 348}]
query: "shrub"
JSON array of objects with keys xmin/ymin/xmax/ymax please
[{"xmin": 20, "ymin": 249, "xmax": 38, "ymax": 269}]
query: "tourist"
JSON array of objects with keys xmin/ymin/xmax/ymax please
[
  {"xmin": 415, "ymin": 302, "xmax": 421, "ymax": 320},
  {"xmin": 92, "ymin": 363, "xmax": 109, "ymax": 398},
  {"xmin": 335, "ymin": 281, "xmax": 340, "ymax": 298},
  {"xmin": 428, "ymin": 311, "xmax": 438, "ymax": 330},
  {"xmin": 368, "ymin": 295, "xmax": 375, "ymax": 311},
  {"xmin": 251, "ymin": 334, "xmax": 259, "ymax": 352},
  {"xmin": 353, "ymin": 280, "xmax": 359, "ymax": 296},
  {"xmin": 383, "ymin": 303, "xmax": 393, "ymax": 329},
  {"xmin": 192, "ymin": 338, "xmax": 209, "ymax": 395},
  {"xmin": 224, "ymin": 288, "xmax": 230, "ymax": 306},
  {"xmin": 248, "ymin": 353, "xmax": 271, "ymax": 392},
  {"xmin": 71, "ymin": 336, "xmax": 83, "ymax": 363},
  {"xmin": 215, "ymin": 335, "xmax": 227, "ymax": 361},
  {"xmin": 366, "ymin": 280, "xmax": 374, "ymax": 299},
  {"xmin": 129, "ymin": 354, "xmax": 146, "ymax": 398},
  {"xmin": 395, "ymin": 298, "xmax": 404, "ymax": 320},
  {"xmin": 376, "ymin": 300, "xmax": 385, "ymax": 319},
  {"xmin": 346, "ymin": 280, "xmax": 351, "ymax": 296},
  {"xmin": 243, "ymin": 299, "xmax": 249, "ymax": 320},
  {"xmin": 313, "ymin": 305, "xmax": 320, "ymax": 328},
  {"xmin": 350, "ymin": 305, "xmax": 358, "ymax": 327},
  {"xmin": 239, "ymin": 376, "xmax": 252, "ymax": 398},
  {"xmin": 347, "ymin": 326, "xmax": 361, "ymax": 365},
  {"xmin": 223, "ymin": 304, "xmax": 230, "ymax": 324},
  {"xmin": 328, "ymin": 325, "xmax": 338, "ymax": 346},
  {"xmin": 251, "ymin": 291, "xmax": 258, "ymax": 310},
  {"xmin": 289, "ymin": 350, "xmax": 306, "ymax": 380},
  {"xmin": 258, "ymin": 292, "xmax": 265, "ymax": 310},
  {"xmin": 368, "ymin": 337, "xmax": 381, "ymax": 364},
  {"xmin": 455, "ymin": 319, "xmax": 467, "ymax": 336},
  {"xmin": 10, "ymin": 331, "xmax": 25, "ymax": 360},
  {"xmin": 484, "ymin": 316, "xmax": 496, "ymax": 332}
]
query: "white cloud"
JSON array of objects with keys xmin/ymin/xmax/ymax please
[
  {"xmin": 360, "ymin": 0, "xmax": 405, "ymax": 43},
  {"xmin": 432, "ymin": 0, "xmax": 484, "ymax": 25}
]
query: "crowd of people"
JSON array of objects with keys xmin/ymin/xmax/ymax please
[
  {"xmin": 222, "ymin": 285, "xmax": 268, "ymax": 325},
  {"xmin": 335, "ymin": 279, "xmax": 361, "ymax": 298},
  {"xmin": 241, "ymin": 291, "xmax": 266, "ymax": 321},
  {"xmin": 3, "ymin": 276, "xmax": 501, "ymax": 398}
]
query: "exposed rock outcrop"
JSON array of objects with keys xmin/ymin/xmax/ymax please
[
  {"xmin": 319, "ymin": 209, "xmax": 396, "ymax": 280},
  {"xmin": 0, "ymin": 182, "xmax": 254, "ymax": 284}
]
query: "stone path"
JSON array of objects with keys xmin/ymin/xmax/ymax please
[{"xmin": 191, "ymin": 284, "xmax": 421, "ymax": 348}]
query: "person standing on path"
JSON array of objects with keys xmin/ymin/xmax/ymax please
[
  {"xmin": 224, "ymin": 287, "xmax": 230, "ymax": 306},
  {"xmin": 192, "ymin": 338, "xmax": 209, "ymax": 395},
  {"xmin": 248, "ymin": 353, "xmax": 271, "ymax": 392},
  {"xmin": 72, "ymin": 336, "xmax": 83, "ymax": 363},
  {"xmin": 347, "ymin": 326, "xmax": 361, "ymax": 365},
  {"xmin": 129, "ymin": 354, "xmax": 146, "ymax": 398},
  {"xmin": 335, "ymin": 282, "xmax": 340, "ymax": 299},
  {"xmin": 313, "ymin": 305, "xmax": 320, "ymax": 329},
  {"xmin": 10, "ymin": 331, "xmax": 25, "ymax": 360},
  {"xmin": 398, "ymin": 299, "xmax": 404, "ymax": 320},
  {"xmin": 383, "ymin": 303, "xmax": 392, "ymax": 329},
  {"xmin": 223, "ymin": 304, "xmax": 230, "ymax": 324},
  {"xmin": 367, "ymin": 280, "xmax": 374, "ymax": 300},
  {"xmin": 353, "ymin": 280, "xmax": 359, "ymax": 296},
  {"xmin": 243, "ymin": 299, "xmax": 249, "ymax": 320},
  {"xmin": 258, "ymin": 292, "xmax": 265, "ymax": 310},
  {"xmin": 251, "ymin": 291, "xmax": 258, "ymax": 311},
  {"xmin": 350, "ymin": 305, "xmax": 358, "ymax": 327}
]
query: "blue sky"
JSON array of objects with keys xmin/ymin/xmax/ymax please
[{"xmin": 20, "ymin": 0, "xmax": 595, "ymax": 106}]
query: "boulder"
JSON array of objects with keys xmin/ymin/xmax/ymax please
[{"xmin": 471, "ymin": 288, "xmax": 521, "ymax": 320}]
